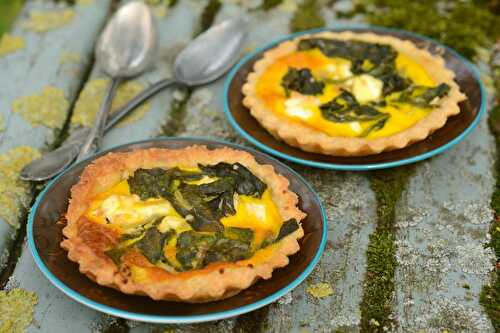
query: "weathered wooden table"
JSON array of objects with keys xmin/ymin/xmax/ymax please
[{"xmin": 0, "ymin": 1, "xmax": 498, "ymax": 332}]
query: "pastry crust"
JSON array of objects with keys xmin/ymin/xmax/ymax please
[
  {"xmin": 61, "ymin": 146, "xmax": 306, "ymax": 302},
  {"xmin": 242, "ymin": 31, "xmax": 467, "ymax": 156}
]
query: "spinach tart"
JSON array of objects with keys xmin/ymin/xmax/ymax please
[
  {"xmin": 242, "ymin": 31, "xmax": 466, "ymax": 156},
  {"xmin": 61, "ymin": 146, "xmax": 305, "ymax": 302}
]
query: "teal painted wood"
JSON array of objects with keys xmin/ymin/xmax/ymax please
[
  {"xmin": 0, "ymin": 0, "xmax": 111, "ymax": 268},
  {"xmin": 4, "ymin": 1, "xmax": 496, "ymax": 332},
  {"xmin": 8, "ymin": 1, "xmax": 209, "ymax": 332},
  {"xmin": 394, "ymin": 114, "xmax": 496, "ymax": 332},
  {"xmin": 131, "ymin": 4, "xmax": 377, "ymax": 332}
]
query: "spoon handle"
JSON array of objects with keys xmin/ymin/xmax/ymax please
[
  {"xmin": 105, "ymin": 78, "xmax": 178, "ymax": 130},
  {"xmin": 77, "ymin": 78, "xmax": 121, "ymax": 162}
]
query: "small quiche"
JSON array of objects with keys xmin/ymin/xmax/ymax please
[
  {"xmin": 243, "ymin": 31, "xmax": 466, "ymax": 156},
  {"xmin": 61, "ymin": 146, "xmax": 305, "ymax": 302}
]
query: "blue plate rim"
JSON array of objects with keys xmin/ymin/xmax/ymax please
[
  {"xmin": 223, "ymin": 25, "xmax": 488, "ymax": 171},
  {"xmin": 27, "ymin": 136, "xmax": 328, "ymax": 324}
]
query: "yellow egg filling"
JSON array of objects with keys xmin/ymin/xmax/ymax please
[
  {"xmin": 84, "ymin": 168, "xmax": 288, "ymax": 273},
  {"xmin": 255, "ymin": 46, "xmax": 439, "ymax": 139}
]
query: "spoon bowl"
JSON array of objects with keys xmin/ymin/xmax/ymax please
[
  {"xmin": 174, "ymin": 17, "xmax": 247, "ymax": 86},
  {"xmin": 96, "ymin": 1, "xmax": 156, "ymax": 78}
]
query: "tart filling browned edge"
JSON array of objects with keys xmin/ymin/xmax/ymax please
[
  {"xmin": 242, "ymin": 31, "xmax": 467, "ymax": 156},
  {"xmin": 61, "ymin": 146, "xmax": 306, "ymax": 302}
]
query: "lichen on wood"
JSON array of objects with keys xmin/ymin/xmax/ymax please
[
  {"xmin": 306, "ymin": 282, "xmax": 334, "ymax": 299},
  {"xmin": 12, "ymin": 86, "xmax": 69, "ymax": 129},
  {"xmin": 0, "ymin": 146, "xmax": 40, "ymax": 228},
  {"xmin": 71, "ymin": 78, "xmax": 151, "ymax": 128},
  {"xmin": 22, "ymin": 9, "xmax": 75, "ymax": 33},
  {"xmin": 0, "ymin": 34, "xmax": 24, "ymax": 57},
  {"xmin": 0, "ymin": 288, "xmax": 38, "ymax": 333}
]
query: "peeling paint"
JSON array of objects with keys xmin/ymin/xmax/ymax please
[
  {"xmin": 71, "ymin": 78, "xmax": 151, "ymax": 128},
  {"xmin": 0, "ymin": 146, "xmax": 40, "ymax": 228},
  {"xmin": 22, "ymin": 9, "xmax": 75, "ymax": 33},
  {"xmin": 307, "ymin": 282, "xmax": 334, "ymax": 299},
  {"xmin": 0, "ymin": 288, "xmax": 38, "ymax": 333},
  {"xmin": 0, "ymin": 34, "xmax": 24, "ymax": 57},
  {"xmin": 12, "ymin": 86, "xmax": 69, "ymax": 129}
]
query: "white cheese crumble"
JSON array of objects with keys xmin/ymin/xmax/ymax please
[{"xmin": 348, "ymin": 74, "xmax": 383, "ymax": 103}]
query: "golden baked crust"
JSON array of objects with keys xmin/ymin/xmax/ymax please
[
  {"xmin": 61, "ymin": 146, "xmax": 306, "ymax": 302},
  {"xmin": 242, "ymin": 31, "xmax": 467, "ymax": 156}
]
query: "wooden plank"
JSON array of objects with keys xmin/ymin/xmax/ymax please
[
  {"xmin": 131, "ymin": 3, "xmax": 376, "ymax": 332},
  {"xmin": 8, "ymin": 1, "xmax": 209, "ymax": 332},
  {"xmin": 393, "ymin": 113, "xmax": 496, "ymax": 332},
  {"xmin": 0, "ymin": 0, "xmax": 111, "ymax": 268}
]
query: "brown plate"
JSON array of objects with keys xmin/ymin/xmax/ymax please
[
  {"xmin": 223, "ymin": 26, "xmax": 486, "ymax": 170},
  {"xmin": 28, "ymin": 137, "xmax": 327, "ymax": 323}
]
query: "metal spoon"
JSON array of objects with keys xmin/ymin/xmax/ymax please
[
  {"xmin": 76, "ymin": 1, "xmax": 156, "ymax": 162},
  {"xmin": 20, "ymin": 17, "xmax": 247, "ymax": 181}
]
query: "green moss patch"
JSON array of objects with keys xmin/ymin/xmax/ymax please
[
  {"xmin": 360, "ymin": 167, "xmax": 414, "ymax": 332},
  {"xmin": 481, "ymin": 96, "xmax": 500, "ymax": 330},
  {"xmin": 160, "ymin": 87, "xmax": 191, "ymax": 136},
  {"xmin": 347, "ymin": 0, "xmax": 500, "ymax": 60},
  {"xmin": 260, "ymin": 0, "xmax": 284, "ymax": 11},
  {"xmin": 199, "ymin": 0, "xmax": 221, "ymax": 35},
  {"xmin": 290, "ymin": 0, "xmax": 325, "ymax": 32}
]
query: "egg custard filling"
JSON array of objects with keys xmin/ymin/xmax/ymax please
[
  {"xmin": 256, "ymin": 38, "xmax": 449, "ymax": 139},
  {"xmin": 61, "ymin": 147, "xmax": 305, "ymax": 301},
  {"xmin": 85, "ymin": 164, "xmax": 298, "ymax": 273},
  {"xmin": 243, "ymin": 32, "xmax": 465, "ymax": 156}
]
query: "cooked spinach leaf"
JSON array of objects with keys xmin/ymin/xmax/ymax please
[
  {"xmin": 298, "ymin": 38, "xmax": 410, "ymax": 95},
  {"xmin": 281, "ymin": 67, "xmax": 325, "ymax": 96},
  {"xmin": 128, "ymin": 163, "xmax": 267, "ymax": 233},
  {"xmin": 136, "ymin": 228, "xmax": 175, "ymax": 264},
  {"xmin": 199, "ymin": 162, "xmax": 267, "ymax": 198},
  {"xmin": 224, "ymin": 227, "xmax": 254, "ymax": 244},
  {"xmin": 360, "ymin": 114, "xmax": 390, "ymax": 137},
  {"xmin": 128, "ymin": 167, "xmax": 203, "ymax": 200},
  {"xmin": 259, "ymin": 218, "xmax": 300, "ymax": 248},
  {"xmin": 176, "ymin": 231, "xmax": 217, "ymax": 270},
  {"xmin": 319, "ymin": 90, "xmax": 388, "ymax": 123},
  {"xmin": 204, "ymin": 237, "xmax": 251, "ymax": 265},
  {"xmin": 276, "ymin": 219, "xmax": 300, "ymax": 241},
  {"xmin": 298, "ymin": 38, "xmax": 396, "ymax": 73},
  {"xmin": 175, "ymin": 230, "xmax": 254, "ymax": 271},
  {"xmin": 171, "ymin": 185, "xmax": 224, "ymax": 232},
  {"xmin": 395, "ymin": 83, "xmax": 450, "ymax": 107},
  {"xmin": 104, "ymin": 248, "xmax": 126, "ymax": 266}
]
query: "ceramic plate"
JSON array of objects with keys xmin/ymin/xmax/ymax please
[
  {"xmin": 28, "ymin": 137, "xmax": 327, "ymax": 324},
  {"xmin": 223, "ymin": 26, "xmax": 486, "ymax": 170}
]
